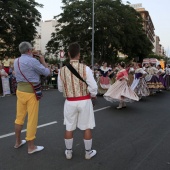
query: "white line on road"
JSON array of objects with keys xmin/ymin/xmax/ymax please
[
  {"xmin": 0, "ymin": 106, "xmax": 111, "ymax": 140},
  {"xmin": 94, "ymin": 106, "xmax": 111, "ymax": 112},
  {"xmin": 0, "ymin": 121, "xmax": 57, "ymax": 139}
]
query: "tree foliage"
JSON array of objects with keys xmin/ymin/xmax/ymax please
[
  {"xmin": 46, "ymin": 0, "xmax": 153, "ymax": 64},
  {"xmin": 0, "ymin": 0, "xmax": 42, "ymax": 58}
]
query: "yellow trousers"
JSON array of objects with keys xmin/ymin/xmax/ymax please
[{"xmin": 15, "ymin": 90, "xmax": 39, "ymax": 141}]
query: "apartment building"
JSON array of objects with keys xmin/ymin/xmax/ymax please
[
  {"xmin": 136, "ymin": 8, "xmax": 155, "ymax": 44},
  {"xmin": 130, "ymin": 4, "xmax": 167, "ymax": 56},
  {"xmin": 153, "ymin": 36, "xmax": 160, "ymax": 55},
  {"xmin": 33, "ymin": 20, "xmax": 58, "ymax": 56},
  {"xmin": 130, "ymin": 4, "xmax": 155, "ymax": 44}
]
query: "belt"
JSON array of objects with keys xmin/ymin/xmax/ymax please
[{"xmin": 67, "ymin": 94, "xmax": 91, "ymax": 101}]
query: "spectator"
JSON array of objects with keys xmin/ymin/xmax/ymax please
[
  {"xmin": 14, "ymin": 41, "xmax": 50, "ymax": 154},
  {"xmin": 9, "ymin": 66, "xmax": 17, "ymax": 95},
  {"xmin": 2, "ymin": 56, "xmax": 11, "ymax": 74},
  {"xmin": 0, "ymin": 64, "xmax": 10, "ymax": 96}
]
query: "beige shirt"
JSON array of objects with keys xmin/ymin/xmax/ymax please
[{"xmin": 2, "ymin": 59, "xmax": 11, "ymax": 67}]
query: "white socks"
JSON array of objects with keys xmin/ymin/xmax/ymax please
[
  {"xmin": 65, "ymin": 138, "xmax": 92, "ymax": 152},
  {"xmin": 65, "ymin": 138, "xmax": 73, "ymax": 150},
  {"xmin": 84, "ymin": 139, "xmax": 92, "ymax": 152}
]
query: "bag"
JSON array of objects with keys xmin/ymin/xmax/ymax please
[{"xmin": 33, "ymin": 83, "xmax": 43, "ymax": 100}]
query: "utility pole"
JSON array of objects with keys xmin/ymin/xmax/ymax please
[{"xmin": 91, "ymin": 0, "xmax": 94, "ymax": 68}]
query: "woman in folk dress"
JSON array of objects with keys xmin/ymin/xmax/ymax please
[
  {"xmin": 157, "ymin": 64, "xmax": 165, "ymax": 88},
  {"xmin": 145, "ymin": 63, "xmax": 164, "ymax": 94},
  {"xmin": 104, "ymin": 62, "xmax": 139, "ymax": 109},
  {"xmin": 164, "ymin": 65, "xmax": 170, "ymax": 90},
  {"xmin": 97, "ymin": 62, "xmax": 111, "ymax": 95},
  {"xmin": 131, "ymin": 64, "xmax": 150, "ymax": 99}
]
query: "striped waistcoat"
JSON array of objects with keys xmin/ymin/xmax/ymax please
[{"xmin": 60, "ymin": 61, "xmax": 89, "ymax": 97}]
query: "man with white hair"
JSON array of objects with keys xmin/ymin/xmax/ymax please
[{"xmin": 14, "ymin": 41, "xmax": 50, "ymax": 154}]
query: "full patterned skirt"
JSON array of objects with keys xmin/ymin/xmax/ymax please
[
  {"xmin": 104, "ymin": 79, "xmax": 139, "ymax": 103},
  {"xmin": 164, "ymin": 75, "xmax": 170, "ymax": 90},
  {"xmin": 146, "ymin": 75, "xmax": 164, "ymax": 90},
  {"xmin": 97, "ymin": 76, "xmax": 111, "ymax": 95},
  {"xmin": 133, "ymin": 78, "xmax": 150, "ymax": 98}
]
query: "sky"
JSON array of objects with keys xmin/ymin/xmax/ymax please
[{"xmin": 35, "ymin": 0, "xmax": 170, "ymax": 56}]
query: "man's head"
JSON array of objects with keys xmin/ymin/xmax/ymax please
[
  {"xmin": 19, "ymin": 42, "xmax": 33, "ymax": 55},
  {"xmin": 68, "ymin": 42, "xmax": 80, "ymax": 59},
  {"xmin": 4, "ymin": 56, "xmax": 8, "ymax": 60}
]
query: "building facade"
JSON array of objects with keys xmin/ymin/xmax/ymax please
[
  {"xmin": 135, "ymin": 8, "xmax": 155, "ymax": 44},
  {"xmin": 130, "ymin": 4, "xmax": 166, "ymax": 57},
  {"xmin": 153, "ymin": 35, "xmax": 160, "ymax": 55},
  {"xmin": 33, "ymin": 20, "xmax": 58, "ymax": 56}
]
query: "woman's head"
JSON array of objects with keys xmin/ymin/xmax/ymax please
[
  {"xmin": 103, "ymin": 62, "xmax": 107, "ymax": 67},
  {"xmin": 119, "ymin": 62, "xmax": 126, "ymax": 68}
]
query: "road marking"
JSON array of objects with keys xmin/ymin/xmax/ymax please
[
  {"xmin": 94, "ymin": 106, "xmax": 111, "ymax": 112},
  {"xmin": 0, "ymin": 121, "xmax": 57, "ymax": 139},
  {"xmin": 0, "ymin": 106, "xmax": 111, "ymax": 139}
]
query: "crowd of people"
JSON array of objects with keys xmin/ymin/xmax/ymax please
[
  {"xmin": 1, "ymin": 56, "xmax": 168, "ymax": 100},
  {"xmin": 2, "ymin": 41, "xmax": 169, "ymax": 160},
  {"xmin": 93, "ymin": 61, "xmax": 169, "ymax": 109},
  {"xmin": 0, "ymin": 57, "xmax": 60, "ymax": 96}
]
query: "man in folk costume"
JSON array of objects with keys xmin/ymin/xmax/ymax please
[{"xmin": 58, "ymin": 42, "xmax": 98, "ymax": 159}]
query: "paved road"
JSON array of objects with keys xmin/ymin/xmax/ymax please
[{"xmin": 0, "ymin": 90, "xmax": 170, "ymax": 170}]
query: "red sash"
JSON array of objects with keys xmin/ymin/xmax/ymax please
[{"xmin": 67, "ymin": 94, "xmax": 91, "ymax": 101}]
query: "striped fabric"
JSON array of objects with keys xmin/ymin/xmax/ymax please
[{"xmin": 60, "ymin": 61, "xmax": 89, "ymax": 97}]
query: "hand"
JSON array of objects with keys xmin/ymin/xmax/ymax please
[
  {"xmin": 91, "ymin": 96, "xmax": 97, "ymax": 100},
  {"xmin": 38, "ymin": 55, "xmax": 46, "ymax": 63}
]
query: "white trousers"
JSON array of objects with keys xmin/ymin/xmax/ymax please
[{"xmin": 64, "ymin": 99, "xmax": 95, "ymax": 131}]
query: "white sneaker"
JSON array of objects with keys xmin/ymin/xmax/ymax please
[
  {"xmin": 65, "ymin": 149, "xmax": 72, "ymax": 159},
  {"xmin": 85, "ymin": 150, "xmax": 97, "ymax": 159},
  {"xmin": 116, "ymin": 106, "xmax": 122, "ymax": 109}
]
